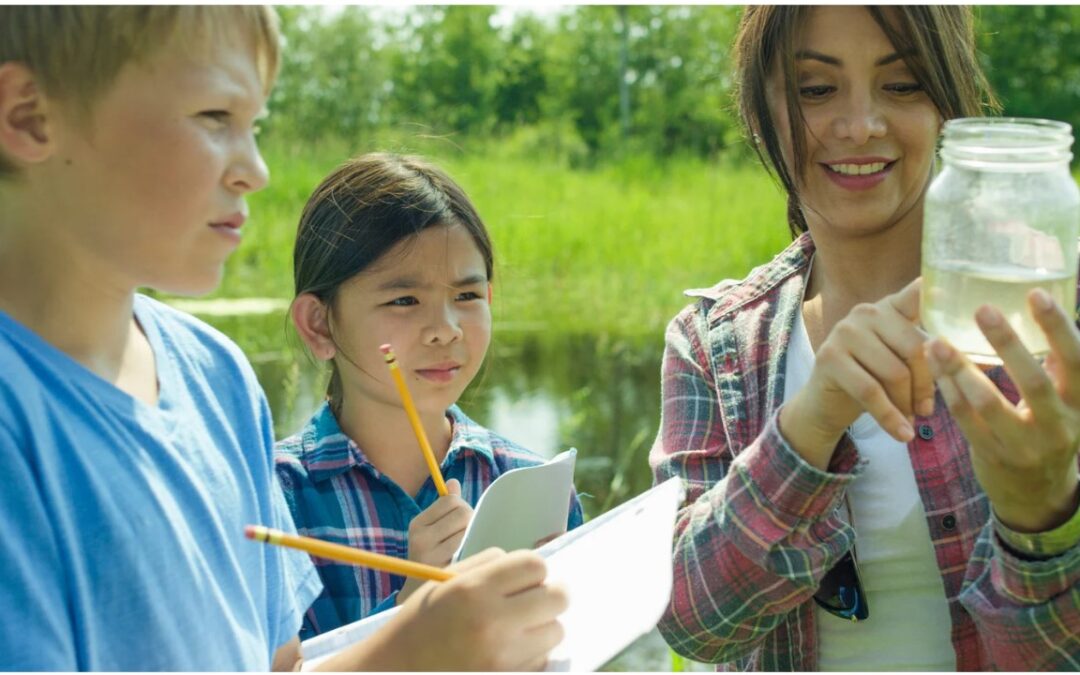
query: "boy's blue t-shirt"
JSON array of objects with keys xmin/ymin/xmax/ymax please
[{"xmin": 0, "ymin": 295, "xmax": 322, "ymax": 670}]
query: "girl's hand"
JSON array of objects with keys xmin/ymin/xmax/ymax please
[
  {"xmin": 926, "ymin": 288, "xmax": 1080, "ymax": 533},
  {"xmin": 398, "ymin": 478, "xmax": 474, "ymax": 603},
  {"xmin": 780, "ymin": 279, "xmax": 936, "ymax": 470}
]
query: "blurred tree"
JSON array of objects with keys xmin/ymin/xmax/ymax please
[
  {"xmin": 385, "ymin": 6, "xmax": 501, "ymax": 135},
  {"xmin": 977, "ymin": 6, "xmax": 1080, "ymax": 135},
  {"xmin": 260, "ymin": 6, "xmax": 1079, "ymax": 164},
  {"xmin": 268, "ymin": 6, "xmax": 389, "ymax": 143},
  {"xmin": 542, "ymin": 7, "xmax": 624, "ymax": 156},
  {"xmin": 625, "ymin": 6, "xmax": 741, "ymax": 158},
  {"xmin": 492, "ymin": 14, "xmax": 548, "ymax": 128}
]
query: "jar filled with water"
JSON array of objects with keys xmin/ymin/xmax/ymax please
[{"xmin": 921, "ymin": 117, "xmax": 1080, "ymax": 363}]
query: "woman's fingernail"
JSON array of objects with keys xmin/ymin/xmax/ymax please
[
  {"xmin": 918, "ymin": 398, "xmax": 935, "ymax": 416},
  {"xmin": 898, "ymin": 421, "xmax": 915, "ymax": 441},
  {"xmin": 976, "ymin": 305, "xmax": 1002, "ymax": 327},
  {"xmin": 1032, "ymin": 288, "xmax": 1053, "ymax": 312}
]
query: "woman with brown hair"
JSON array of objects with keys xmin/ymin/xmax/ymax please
[{"xmin": 650, "ymin": 6, "xmax": 1080, "ymax": 670}]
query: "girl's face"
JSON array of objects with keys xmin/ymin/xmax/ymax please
[
  {"xmin": 767, "ymin": 6, "xmax": 941, "ymax": 239},
  {"xmin": 329, "ymin": 223, "xmax": 492, "ymax": 416}
]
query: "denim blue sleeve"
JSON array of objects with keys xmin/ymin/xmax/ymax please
[
  {"xmin": 568, "ymin": 490, "xmax": 585, "ymax": 530},
  {"xmin": 259, "ymin": 389, "xmax": 322, "ymax": 654},
  {"xmin": 0, "ymin": 423, "xmax": 77, "ymax": 669}
]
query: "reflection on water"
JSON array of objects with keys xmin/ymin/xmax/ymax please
[{"xmin": 199, "ymin": 309, "xmax": 709, "ymax": 670}]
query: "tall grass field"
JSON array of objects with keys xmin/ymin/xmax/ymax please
[{"xmin": 201, "ymin": 138, "xmax": 792, "ymax": 337}]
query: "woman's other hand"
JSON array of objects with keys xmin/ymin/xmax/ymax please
[{"xmin": 926, "ymin": 288, "xmax": 1080, "ymax": 533}]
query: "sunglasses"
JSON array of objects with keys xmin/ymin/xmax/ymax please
[{"xmin": 813, "ymin": 550, "xmax": 869, "ymax": 622}]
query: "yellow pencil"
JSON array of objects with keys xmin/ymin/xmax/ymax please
[
  {"xmin": 245, "ymin": 525, "xmax": 455, "ymax": 583},
  {"xmin": 380, "ymin": 343, "xmax": 449, "ymax": 497}
]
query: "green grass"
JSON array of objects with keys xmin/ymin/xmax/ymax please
[{"xmin": 199, "ymin": 138, "xmax": 791, "ymax": 337}]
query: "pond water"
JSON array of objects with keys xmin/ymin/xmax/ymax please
[{"xmin": 195, "ymin": 305, "xmax": 709, "ymax": 671}]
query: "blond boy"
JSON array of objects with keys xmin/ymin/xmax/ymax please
[{"xmin": 0, "ymin": 7, "xmax": 565, "ymax": 670}]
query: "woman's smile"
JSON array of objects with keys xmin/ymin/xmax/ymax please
[{"xmin": 821, "ymin": 157, "xmax": 897, "ymax": 191}]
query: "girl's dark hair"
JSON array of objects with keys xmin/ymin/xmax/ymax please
[
  {"xmin": 733, "ymin": 5, "xmax": 1000, "ymax": 237},
  {"xmin": 293, "ymin": 152, "xmax": 494, "ymax": 410}
]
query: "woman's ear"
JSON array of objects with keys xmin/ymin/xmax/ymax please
[
  {"xmin": 291, "ymin": 293, "xmax": 337, "ymax": 361},
  {"xmin": 0, "ymin": 62, "xmax": 54, "ymax": 165}
]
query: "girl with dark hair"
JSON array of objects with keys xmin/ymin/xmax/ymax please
[
  {"xmin": 275, "ymin": 153, "xmax": 583, "ymax": 639},
  {"xmin": 650, "ymin": 6, "xmax": 1080, "ymax": 670}
]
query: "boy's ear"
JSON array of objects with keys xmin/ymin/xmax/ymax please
[
  {"xmin": 291, "ymin": 293, "xmax": 337, "ymax": 361},
  {"xmin": 0, "ymin": 62, "xmax": 54, "ymax": 165}
]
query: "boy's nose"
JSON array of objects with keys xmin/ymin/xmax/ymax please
[{"xmin": 225, "ymin": 137, "xmax": 270, "ymax": 194}]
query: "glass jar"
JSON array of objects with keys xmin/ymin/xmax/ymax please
[{"xmin": 921, "ymin": 117, "xmax": 1080, "ymax": 363}]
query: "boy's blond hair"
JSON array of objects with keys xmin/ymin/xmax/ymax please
[{"xmin": 0, "ymin": 6, "xmax": 281, "ymax": 178}]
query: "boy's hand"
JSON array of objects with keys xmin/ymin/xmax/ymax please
[
  {"xmin": 384, "ymin": 549, "xmax": 568, "ymax": 671},
  {"xmin": 398, "ymin": 478, "xmax": 473, "ymax": 603}
]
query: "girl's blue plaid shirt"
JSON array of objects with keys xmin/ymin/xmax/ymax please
[{"xmin": 276, "ymin": 401, "xmax": 584, "ymax": 640}]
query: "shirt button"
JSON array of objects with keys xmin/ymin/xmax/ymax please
[
  {"xmin": 918, "ymin": 424, "xmax": 934, "ymax": 440},
  {"xmin": 942, "ymin": 514, "xmax": 957, "ymax": 530}
]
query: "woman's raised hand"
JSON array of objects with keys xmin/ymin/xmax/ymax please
[
  {"xmin": 780, "ymin": 279, "xmax": 936, "ymax": 470},
  {"xmin": 926, "ymin": 289, "xmax": 1080, "ymax": 533}
]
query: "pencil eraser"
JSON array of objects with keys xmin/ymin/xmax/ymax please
[
  {"xmin": 243, "ymin": 525, "xmax": 257, "ymax": 540},
  {"xmin": 379, "ymin": 344, "xmax": 392, "ymax": 355}
]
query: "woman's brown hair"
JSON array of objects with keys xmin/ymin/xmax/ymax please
[{"xmin": 733, "ymin": 6, "xmax": 1000, "ymax": 237}]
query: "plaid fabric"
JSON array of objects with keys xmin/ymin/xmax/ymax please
[
  {"xmin": 649, "ymin": 233, "xmax": 1080, "ymax": 670},
  {"xmin": 276, "ymin": 401, "xmax": 584, "ymax": 640}
]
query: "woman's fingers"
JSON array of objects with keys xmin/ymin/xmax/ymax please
[
  {"xmin": 928, "ymin": 337, "xmax": 1016, "ymax": 426},
  {"xmin": 1030, "ymin": 288, "xmax": 1080, "ymax": 402},
  {"xmin": 886, "ymin": 279, "xmax": 937, "ymax": 416},
  {"xmin": 926, "ymin": 340, "xmax": 1004, "ymax": 454},
  {"xmin": 880, "ymin": 281, "xmax": 936, "ymax": 416},
  {"xmin": 822, "ymin": 344, "xmax": 914, "ymax": 441},
  {"xmin": 844, "ymin": 289, "xmax": 932, "ymax": 421},
  {"xmin": 847, "ymin": 328, "xmax": 915, "ymax": 418},
  {"xmin": 974, "ymin": 304, "xmax": 1060, "ymax": 422}
]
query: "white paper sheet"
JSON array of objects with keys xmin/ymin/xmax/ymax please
[
  {"xmin": 300, "ymin": 477, "xmax": 685, "ymax": 672},
  {"xmin": 540, "ymin": 477, "xmax": 684, "ymax": 671},
  {"xmin": 301, "ymin": 607, "xmax": 398, "ymax": 670},
  {"xmin": 453, "ymin": 447, "xmax": 577, "ymax": 561}
]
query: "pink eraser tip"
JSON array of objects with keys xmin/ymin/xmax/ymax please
[
  {"xmin": 379, "ymin": 344, "xmax": 392, "ymax": 355},
  {"xmin": 243, "ymin": 525, "xmax": 257, "ymax": 539}
]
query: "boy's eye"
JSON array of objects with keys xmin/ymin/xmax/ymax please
[
  {"xmin": 885, "ymin": 82, "xmax": 924, "ymax": 95},
  {"xmin": 386, "ymin": 296, "xmax": 418, "ymax": 307},
  {"xmin": 199, "ymin": 110, "xmax": 231, "ymax": 125},
  {"xmin": 799, "ymin": 85, "xmax": 834, "ymax": 100},
  {"xmin": 455, "ymin": 291, "xmax": 483, "ymax": 301}
]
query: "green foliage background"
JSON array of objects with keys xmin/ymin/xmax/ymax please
[
  {"xmin": 188, "ymin": 5, "xmax": 1080, "ymax": 339},
  {"xmin": 262, "ymin": 5, "xmax": 1080, "ymax": 162}
]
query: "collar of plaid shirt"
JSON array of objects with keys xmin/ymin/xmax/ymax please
[{"xmin": 296, "ymin": 401, "xmax": 497, "ymax": 483}]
